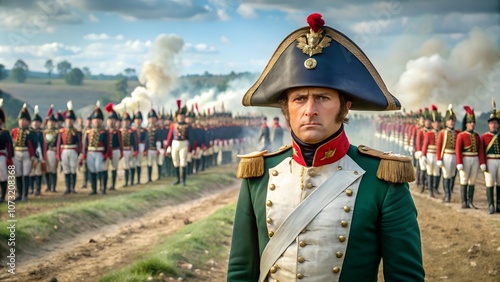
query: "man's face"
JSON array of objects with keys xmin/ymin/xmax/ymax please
[
  {"xmin": 122, "ymin": 119, "xmax": 131, "ymax": 128},
  {"xmin": 107, "ymin": 118, "xmax": 115, "ymax": 128},
  {"xmin": 424, "ymin": 119, "xmax": 431, "ymax": 128},
  {"xmin": 177, "ymin": 114, "xmax": 185, "ymax": 123},
  {"xmin": 418, "ymin": 117, "xmax": 424, "ymax": 126},
  {"xmin": 466, "ymin": 122, "xmax": 475, "ymax": 131},
  {"xmin": 148, "ymin": 117, "xmax": 157, "ymax": 126},
  {"xmin": 432, "ymin": 121, "xmax": 441, "ymax": 130},
  {"xmin": 65, "ymin": 119, "xmax": 74, "ymax": 128},
  {"xmin": 31, "ymin": 120, "xmax": 41, "ymax": 129},
  {"xmin": 488, "ymin": 120, "xmax": 499, "ymax": 132},
  {"xmin": 85, "ymin": 119, "xmax": 91, "ymax": 127},
  {"xmin": 18, "ymin": 118, "xmax": 28, "ymax": 128},
  {"xmin": 158, "ymin": 119, "xmax": 164, "ymax": 127},
  {"xmin": 287, "ymin": 87, "xmax": 350, "ymax": 144},
  {"xmin": 47, "ymin": 120, "xmax": 55, "ymax": 129},
  {"xmin": 92, "ymin": 119, "xmax": 102, "ymax": 128},
  {"xmin": 134, "ymin": 118, "xmax": 142, "ymax": 128},
  {"xmin": 446, "ymin": 119, "xmax": 455, "ymax": 129}
]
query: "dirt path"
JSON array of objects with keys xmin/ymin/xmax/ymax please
[{"xmin": 1, "ymin": 185, "xmax": 240, "ymax": 282}]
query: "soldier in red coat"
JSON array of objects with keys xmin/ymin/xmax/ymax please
[
  {"xmin": 456, "ymin": 106, "xmax": 485, "ymax": 208},
  {"xmin": 481, "ymin": 99, "xmax": 500, "ymax": 213},
  {"xmin": 436, "ymin": 105, "xmax": 460, "ymax": 202},
  {"xmin": 421, "ymin": 105, "xmax": 442, "ymax": 197},
  {"xmin": 0, "ymin": 100, "xmax": 13, "ymax": 203},
  {"xmin": 104, "ymin": 103, "xmax": 123, "ymax": 190},
  {"xmin": 415, "ymin": 108, "xmax": 431, "ymax": 191}
]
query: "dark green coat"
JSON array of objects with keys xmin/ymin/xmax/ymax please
[{"xmin": 227, "ymin": 145, "xmax": 424, "ymax": 281}]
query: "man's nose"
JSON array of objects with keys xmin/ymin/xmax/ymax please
[{"xmin": 304, "ymin": 98, "xmax": 318, "ymax": 117}]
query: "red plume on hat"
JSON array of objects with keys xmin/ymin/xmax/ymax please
[
  {"xmin": 195, "ymin": 103, "xmax": 199, "ymax": 113},
  {"xmin": 463, "ymin": 106, "xmax": 473, "ymax": 115},
  {"xmin": 105, "ymin": 102, "xmax": 114, "ymax": 113},
  {"xmin": 47, "ymin": 104, "xmax": 54, "ymax": 118},
  {"xmin": 431, "ymin": 104, "xmax": 438, "ymax": 111},
  {"xmin": 176, "ymin": 99, "xmax": 181, "ymax": 110},
  {"xmin": 306, "ymin": 13, "xmax": 325, "ymax": 33},
  {"xmin": 462, "ymin": 105, "xmax": 476, "ymax": 131}
]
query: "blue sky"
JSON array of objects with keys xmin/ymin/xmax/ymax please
[{"xmin": 0, "ymin": 0, "xmax": 498, "ymax": 77}]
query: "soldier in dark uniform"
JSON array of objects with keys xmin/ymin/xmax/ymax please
[
  {"xmin": 185, "ymin": 107, "xmax": 197, "ymax": 174},
  {"xmin": 157, "ymin": 109, "xmax": 168, "ymax": 179},
  {"xmin": 146, "ymin": 108, "xmax": 161, "ymax": 183},
  {"xmin": 163, "ymin": 112, "xmax": 174, "ymax": 177},
  {"xmin": 82, "ymin": 102, "xmax": 110, "ymax": 195},
  {"xmin": 43, "ymin": 106, "xmax": 59, "ymax": 192},
  {"xmin": 133, "ymin": 108, "xmax": 147, "ymax": 185},
  {"xmin": 57, "ymin": 101, "xmax": 82, "ymax": 194},
  {"xmin": 165, "ymin": 101, "xmax": 194, "ymax": 186},
  {"xmin": 56, "ymin": 111, "xmax": 65, "ymax": 129},
  {"xmin": 257, "ymin": 116, "xmax": 272, "ymax": 152},
  {"xmin": 193, "ymin": 113, "xmax": 207, "ymax": 173},
  {"xmin": 481, "ymin": 99, "xmax": 500, "ymax": 213},
  {"xmin": 121, "ymin": 109, "xmax": 139, "ymax": 187},
  {"xmin": 12, "ymin": 104, "xmax": 37, "ymax": 201},
  {"xmin": 80, "ymin": 114, "xmax": 92, "ymax": 189},
  {"xmin": 0, "ymin": 99, "xmax": 13, "ymax": 203},
  {"xmin": 29, "ymin": 105, "xmax": 44, "ymax": 196},
  {"xmin": 105, "ymin": 103, "xmax": 123, "ymax": 190},
  {"xmin": 271, "ymin": 116, "xmax": 284, "ymax": 151}
]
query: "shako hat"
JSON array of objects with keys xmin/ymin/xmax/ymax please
[
  {"xmin": 443, "ymin": 104, "xmax": 456, "ymax": 121},
  {"xmin": 91, "ymin": 101, "xmax": 104, "ymax": 120},
  {"xmin": 242, "ymin": 13, "xmax": 401, "ymax": 111},
  {"xmin": 33, "ymin": 105, "xmax": 43, "ymax": 123},
  {"xmin": 488, "ymin": 98, "xmax": 500, "ymax": 123},
  {"xmin": 66, "ymin": 101, "xmax": 76, "ymax": 120},
  {"xmin": 462, "ymin": 106, "xmax": 475, "ymax": 131},
  {"xmin": 175, "ymin": 99, "xmax": 187, "ymax": 116},
  {"xmin": 18, "ymin": 103, "xmax": 31, "ymax": 121}
]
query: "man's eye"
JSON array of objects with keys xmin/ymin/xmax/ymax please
[{"xmin": 294, "ymin": 96, "xmax": 306, "ymax": 102}]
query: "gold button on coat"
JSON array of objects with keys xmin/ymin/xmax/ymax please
[
  {"xmin": 270, "ymin": 265, "xmax": 278, "ymax": 273},
  {"xmin": 345, "ymin": 189, "xmax": 353, "ymax": 196},
  {"xmin": 306, "ymin": 183, "xmax": 313, "ymax": 189},
  {"xmin": 333, "ymin": 266, "xmax": 340, "ymax": 273},
  {"xmin": 297, "ymin": 273, "xmax": 304, "ymax": 279},
  {"xmin": 266, "ymin": 217, "xmax": 273, "ymax": 224},
  {"xmin": 337, "ymin": 166, "xmax": 342, "ymax": 170},
  {"xmin": 354, "ymin": 171, "xmax": 358, "ymax": 175},
  {"xmin": 268, "ymin": 231, "xmax": 274, "ymax": 237},
  {"xmin": 267, "ymin": 200, "xmax": 272, "ymax": 207},
  {"xmin": 336, "ymin": 252, "xmax": 343, "ymax": 258},
  {"xmin": 298, "ymin": 256, "xmax": 305, "ymax": 263},
  {"xmin": 272, "ymin": 170, "xmax": 278, "ymax": 176},
  {"xmin": 269, "ymin": 184, "xmax": 276, "ymax": 190},
  {"xmin": 341, "ymin": 221, "xmax": 348, "ymax": 227},
  {"xmin": 308, "ymin": 170, "xmax": 316, "ymax": 177},
  {"xmin": 338, "ymin": 236, "xmax": 346, "ymax": 242},
  {"xmin": 343, "ymin": 206, "xmax": 351, "ymax": 212},
  {"xmin": 299, "ymin": 241, "xmax": 306, "ymax": 247}
]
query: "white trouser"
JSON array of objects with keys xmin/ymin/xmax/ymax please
[
  {"xmin": 61, "ymin": 149, "xmax": 78, "ymax": 174},
  {"xmin": 14, "ymin": 151, "xmax": 31, "ymax": 177},
  {"xmin": 147, "ymin": 150, "xmax": 158, "ymax": 166},
  {"xmin": 158, "ymin": 148, "xmax": 165, "ymax": 166},
  {"xmin": 109, "ymin": 149, "xmax": 120, "ymax": 170},
  {"xmin": 485, "ymin": 159, "xmax": 500, "ymax": 187},
  {"xmin": 426, "ymin": 153, "xmax": 440, "ymax": 176},
  {"xmin": 441, "ymin": 154, "xmax": 456, "ymax": 179},
  {"xmin": 459, "ymin": 156, "xmax": 479, "ymax": 185},
  {"xmin": 46, "ymin": 150, "xmax": 57, "ymax": 173},
  {"xmin": 87, "ymin": 151, "xmax": 104, "ymax": 173},
  {"xmin": 135, "ymin": 143, "xmax": 145, "ymax": 167},
  {"xmin": 192, "ymin": 147, "xmax": 202, "ymax": 160},
  {"xmin": 123, "ymin": 150, "xmax": 134, "ymax": 170},
  {"xmin": 0, "ymin": 155, "xmax": 6, "ymax": 181},
  {"xmin": 172, "ymin": 140, "xmax": 188, "ymax": 167}
]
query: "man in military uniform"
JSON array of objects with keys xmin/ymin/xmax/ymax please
[
  {"xmin": 185, "ymin": 106, "xmax": 197, "ymax": 174},
  {"xmin": 12, "ymin": 104, "xmax": 37, "ymax": 201},
  {"xmin": 133, "ymin": 108, "xmax": 147, "ymax": 185},
  {"xmin": 80, "ymin": 114, "xmax": 92, "ymax": 189},
  {"xmin": 156, "ymin": 109, "xmax": 168, "ymax": 179},
  {"xmin": 43, "ymin": 106, "xmax": 59, "ymax": 192},
  {"xmin": 146, "ymin": 108, "xmax": 161, "ymax": 183},
  {"xmin": 82, "ymin": 102, "xmax": 109, "ymax": 195},
  {"xmin": 121, "ymin": 108, "xmax": 138, "ymax": 187},
  {"xmin": 0, "ymin": 99, "xmax": 13, "ymax": 203},
  {"xmin": 481, "ymin": 99, "xmax": 500, "ymax": 213},
  {"xmin": 105, "ymin": 103, "xmax": 123, "ymax": 190},
  {"xmin": 29, "ymin": 105, "xmax": 44, "ymax": 196},
  {"xmin": 415, "ymin": 108, "xmax": 431, "ymax": 192},
  {"xmin": 271, "ymin": 116, "xmax": 284, "ymax": 152},
  {"xmin": 421, "ymin": 105, "xmax": 442, "ymax": 197},
  {"xmin": 257, "ymin": 116, "xmax": 271, "ymax": 152},
  {"xmin": 436, "ymin": 105, "xmax": 460, "ymax": 202},
  {"xmin": 57, "ymin": 101, "xmax": 82, "ymax": 194},
  {"xmin": 228, "ymin": 13, "xmax": 424, "ymax": 281},
  {"xmin": 165, "ymin": 100, "xmax": 194, "ymax": 186},
  {"xmin": 456, "ymin": 106, "xmax": 484, "ymax": 209}
]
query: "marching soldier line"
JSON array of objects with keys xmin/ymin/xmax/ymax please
[
  {"xmin": 374, "ymin": 101, "xmax": 500, "ymax": 214},
  {"xmin": 0, "ymin": 99, "xmax": 286, "ymax": 203}
]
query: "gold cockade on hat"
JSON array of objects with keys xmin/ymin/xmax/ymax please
[{"xmin": 296, "ymin": 13, "xmax": 332, "ymax": 69}]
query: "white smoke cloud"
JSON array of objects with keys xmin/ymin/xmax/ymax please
[
  {"xmin": 394, "ymin": 27, "xmax": 500, "ymax": 115},
  {"xmin": 114, "ymin": 34, "xmax": 184, "ymax": 115}
]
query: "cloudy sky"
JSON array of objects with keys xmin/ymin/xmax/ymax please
[{"xmin": 0, "ymin": 0, "xmax": 498, "ymax": 79}]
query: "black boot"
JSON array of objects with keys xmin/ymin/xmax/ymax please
[
  {"xmin": 187, "ymin": 162, "xmax": 192, "ymax": 175},
  {"xmin": 15, "ymin": 176, "xmax": 22, "ymax": 200},
  {"xmin": 81, "ymin": 169, "xmax": 88, "ymax": 188},
  {"xmin": 64, "ymin": 174, "xmax": 71, "ymax": 195},
  {"xmin": 22, "ymin": 175, "xmax": 30, "ymax": 201},
  {"xmin": 136, "ymin": 167, "xmax": 141, "ymax": 185},
  {"xmin": 443, "ymin": 179, "xmax": 451, "ymax": 202},
  {"xmin": 460, "ymin": 185, "xmax": 468, "ymax": 208},
  {"xmin": 147, "ymin": 166, "xmax": 152, "ymax": 183},
  {"xmin": 89, "ymin": 173, "xmax": 97, "ymax": 195},
  {"xmin": 468, "ymin": 185, "xmax": 476, "ymax": 209},
  {"xmin": 496, "ymin": 186, "xmax": 500, "ymax": 213},
  {"xmin": 181, "ymin": 166, "xmax": 186, "ymax": 186},
  {"xmin": 71, "ymin": 173, "xmax": 77, "ymax": 193},
  {"xmin": 486, "ymin": 187, "xmax": 495, "ymax": 214},
  {"xmin": 0, "ymin": 181, "xmax": 7, "ymax": 203},
  {"xmin": 420, "ymin": 171, "xmax": 426, "ymax": 193},
  {"xmin": 35, "ymin": 175, "xmax": 42, "ymax": 195},
  {"xmin": 201, "ymin": 156, "xmax": 206, "ymax": 171},
  {"xmin": 45, "ymin": 173, "xmax": 51, "ymax": 191},
  {"xmin": 100, "ymin": 171, "xmax": 106, "ymax": 195},
  {"xmin": 29, "ymin": 176, "xmax": 35, "ymax": 195},
  {"xmin": 416, "ymin": 165, "xmax": 421, "ymax": 187},
  {"xmin": 51, "ymin": 173, "xmax": 57, "ymax": 192},
  {"xmin": 124, "ymin": 169, "xmax": 129, "ymax": 187},
  {"xmin": 130, "ymin": 168, "xmax": 135, "ymax": 186},
  {"xmin": 451, "ymin": 175, "xmax": 456, "ymax": 193},
  {"xmin": 157, "ymin": 165, "xmax": 162, "ymax": 180},
  {"xmin": 429, "ymin": 176, "xmax": 435, "ymax": 198},
  {"xmin": 173, "ymin": 167, "xmax": 180, "ymax": 185},
  {"xmin": 110, "ymin": 170, "xmax": 117, "ymax": 190},
  {"xmin": 435, "ymin": 174, "xmax": 441, "ymax": 195}
]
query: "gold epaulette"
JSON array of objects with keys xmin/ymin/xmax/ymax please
[
  {"xmin": 358, "ymin": 145, "xmax": 415, "ymax": 183},
  {"xmin": 236, "ymin": 145, "xmax": 292, "ymax": 179}
]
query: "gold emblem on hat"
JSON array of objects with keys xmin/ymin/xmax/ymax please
[
  {"xmin": 304, "ymin": 58, "xmax": 317, "ymax": 70},
  {"xmin": 296, "ymin": 13, "xmax": 332, "ymax": 69}
]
